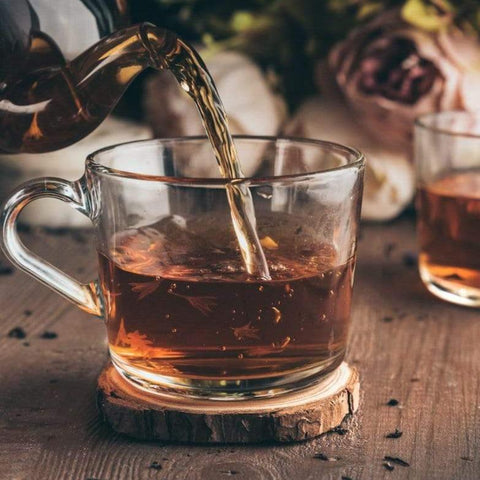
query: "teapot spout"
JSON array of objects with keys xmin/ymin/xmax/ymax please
[{"xmin": 0, "ymin": 23, "xmax": 175, "ymax": 154}]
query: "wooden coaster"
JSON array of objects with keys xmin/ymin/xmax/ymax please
[{"xmin": 97, "ymin": 362, "xmax": 359, "ymax": 444}]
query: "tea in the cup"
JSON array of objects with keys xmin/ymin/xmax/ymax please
[
  {"xmin": 99, "ymin": 216, "xmax": 354, "ymax": 397},
  {"xmin": 417, "ymin": 170, "xmax": 480, "ymax": 303}
]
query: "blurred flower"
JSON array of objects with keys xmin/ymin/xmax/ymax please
[
  {"xmin": 285, "ymin": 66, "xmax": 415, "ymax": 221},
  {"xmin": 144, "ymin": 50, "xmax": 287, "ymax": 177},
  {"xmin": 327, "ymin": 7, "xmax": 480, "ymax": 148}
]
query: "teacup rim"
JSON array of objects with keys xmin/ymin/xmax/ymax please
[
  {"xmin": 86, "ymin": 135, "xmax": 365, "ymax": 184},
  {"xmin": 415, "ymin": 110, "xmax": 480, "ymax": 139}
]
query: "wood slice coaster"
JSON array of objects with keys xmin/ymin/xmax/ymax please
[{"xmin": 97, "ymin": 362, "xmax": 359, "ymax": 444}]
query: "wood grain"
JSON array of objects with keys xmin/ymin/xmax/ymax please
[{"xmin": 1, "ymin": 217, "xmax": 479, "ymax": 479}]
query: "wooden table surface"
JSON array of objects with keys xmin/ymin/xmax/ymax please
[{"xmin": 1, "ymin": 215, "xmax": 479, "ymax": 480}]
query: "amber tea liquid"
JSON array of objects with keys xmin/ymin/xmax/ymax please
[
  {"xmin": 417, "ymin": 169, "xmax": 480, "ymax": 303},
  {"xmin": 99, "ymin": 223, "xmax": 354, "ymax": 396}
]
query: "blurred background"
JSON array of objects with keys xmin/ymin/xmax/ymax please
[{"xmin": 1, "ymin": 0, "xmax": 480, "ymax": 224}]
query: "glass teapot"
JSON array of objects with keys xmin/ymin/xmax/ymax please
[{"xmin": 0, "ymin": 0, "xmax": 182, "ymax": 154}]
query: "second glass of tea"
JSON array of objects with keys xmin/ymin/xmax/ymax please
[
  {"xmin": 415, "ymin": 111, "xmax": 480, "ymax": 307},
  {"xmin": 1, "ymin": 137, "xmax": 364, "ymax": 399}
]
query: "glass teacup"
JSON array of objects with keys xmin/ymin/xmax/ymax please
[
  {"xmin": 1, "ymin": 137, "xmax": 364, "ymax": 399},
  {"xmin": 415, "ymin": 111, "xmax": 480, "ymax": 307}
]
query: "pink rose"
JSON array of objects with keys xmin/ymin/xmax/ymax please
[{"xmin": 327, "ymin": 9, "xmax": 480, "ymax": 148}]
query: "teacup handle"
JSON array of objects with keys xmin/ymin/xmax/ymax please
[{"xmin": 1, "ymin": 177, "xmax": 102, "ymax": 316}]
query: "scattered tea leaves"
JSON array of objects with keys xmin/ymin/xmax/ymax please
[
  {"xmin": 383, "ymin": 462, "xmax": 394, "ymax": 471},
  {"xmin": 220, "ymin": 471, "xmax": 239, "ymax": 476},
  {"xmin": 295, "ymin": 226, "xmax": 302, "ymax": 235},
  {"xmin": 130, "ymin": 280, "xmax": 162, "ymax": 300},
  {"xmin": 174, "ymin": 292, "xmax": 217, "ymax": 316},
  {"xmin": 23, "ymin": 310, "xmax": 32, "ymax": 316},
  {"xmin": 382, "ymin": 316, "xmax": 394, "ymax": 323},
  {"xmin": 402, "ymin": 252, "xmax": 417, "ymax": 267},
  {"xmin": 232, "ymin": 322, "xmax": 260, "ymax": 341},
  {"xmin": 260, "ymin": 236, "xmax": 278, "ymax": 250},
  {"xmin": 386, "ymin": 429, "xmax": 403, "ymax": 439},
  {"xmin": 461, "ymin": 456, "xmax": 473, "ymax": 462},
  {"xmin": 331, "ymin": 426, "xmax": 348, "ymax": 436},
  {"xmin": 0, "ymin": 263, "xmax": 13, "ymax": 275},
  {"xmin": 40, "ymin": 331, "xmax": 58, "ymax": 339},
  {"xmin": 384, "ymin": 456, "xmax": 410, "ymax": 467},
  {"xmin": 342, "ymin": 477, "xmax": 353, "ymax": 480},
  {"xmin": 149, "ymin": 461, "xmax": 162, "ymax": 470},
  {"xmin": 387, "ymin": 398, "xmax": 399, "ymax": 406},
  {"xmin": 8, "ymin": 327, "xmax": 26, "ymax": 339},
  {"xmin": 23, "ymin": 342, "xmax": 30, "ymax": 347}
]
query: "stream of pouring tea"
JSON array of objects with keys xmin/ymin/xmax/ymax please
[
  {"xmin": 156, "ymin": 33, "xmax": 271, "ymax": 280},
  {"xmin": 0, "ymin": 23, "xmax": 269, "ymax": 279}
]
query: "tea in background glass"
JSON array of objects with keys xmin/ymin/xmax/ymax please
[{"xmin": 415, "ymin": 111, "xmax": 480, "ymax": 307}]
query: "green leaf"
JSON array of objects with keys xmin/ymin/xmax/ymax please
[
  {"xmin": 231, "ymin": 11, "xmax": 256, "ymax": 32},
  {"xmin": 401, "ymin": 0, "xmax": 454, "ymax": 32},
  {"xmin": 357, "ymin": 2, "xmax": 383, "ymax": 20}
]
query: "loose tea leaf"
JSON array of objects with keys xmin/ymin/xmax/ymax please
[
  {"xmin": 331, "ymin": 426, "xmax": 348, "ymax": 435},
  {"xmin": 232, "ymin": 321, "xmax": 260, "ymax": 341},
  {"xmin": 402, "ymin": 252, "xmax": 417, "ymax": 267},
  {"xmin": 386, "ymin": 429, "xmax": 403, "ymax": 439},
  {"xmin": 383, "ymin": 462, "xmax": 394, "ymax": 471},
  {"xmin": 386, "ymin": 398, "xmax": 399, "ymax": 406},
  {"xmin": 220, "ymin": 471, "xmax": 239, "ymax": 475},
  {"xmin": 130, "ymin": 280, "xmax": 162, "ymax": 300},
  {"xmin": 8, "ymin": 327, "xmax": 26, "ymax": 339},
  {"xmin": 149, "ymin": 461, "xmax": 162, "ymax": 470},
  {"xmin": 342, "ymin": 477, "xmax": 353, "ymax": 480},
  {"xmin": 382, "ymin": 316, "xmax": 393, "ymax": 323},
  {"xmin": 384, "ymin": 456, "xmax": 410, "ymax": 467},
  {"xmin": 24, "ymin": 310, "xmax": 32, "ymax": 316},
  {"xmin": 0, "ymin": 263, "xmax": 13, "ymax": 275},
  {"xmin": 40, "ymin": 331, "xmax": 58, "ymax": 339},
  {"xmin": 460, "ymin": 456, "xmax": 473, "ymax": 461}
]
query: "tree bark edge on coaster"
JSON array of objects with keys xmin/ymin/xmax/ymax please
[{"xmin": 96, "ymin": 362, "xmax": 359, "ymax": 444}]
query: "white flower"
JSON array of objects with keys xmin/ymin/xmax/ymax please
[{"xmin": 144, "ymin": 50, "xmax": 287, "ymax": 177}]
